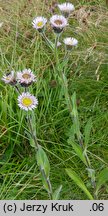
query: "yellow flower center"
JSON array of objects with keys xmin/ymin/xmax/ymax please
[
  {"xmin": 6, "ymin": 76, "xmax": 11, "ymax": 80},
  {"xmin": 22, "ymin": 73, "xmax": 31, "ymax": 79},
  {"xmin": 68, "ymin": 41, "xmax": 73, "ymax": 45},
  {"xmin": 54, "ymin": 19, "xmax": 62, "ymax": 25},
  {"xmin": 37, "ymin": 21, "xmax": 43, "ymax": 27},
  {"xmin": 22, "ymin": 97, "xmax": 33, "ymax": 107}
]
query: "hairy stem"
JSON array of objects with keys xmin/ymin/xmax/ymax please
[
  {"xmin": 41, "ymin": 32, "xmax": 54, "ymax": 51},
  {"xmin": 27, "ymin": 113, "xmax": 53, "ymax": 199},
  {"xmin": 14, "ymin": 85, "xmax": 21, "ymax": 94}
]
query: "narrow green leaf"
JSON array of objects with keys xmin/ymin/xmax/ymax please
[
  {"xmin": 71, "ymin": 92, "xmax": 82, "ymax": 141},
  {"xmin": 37, "ymin": 146, "xmax": 50, "ymax": 178},
  {"xmin": 40, "ymin": 170, "xmax": 50, "ymax": 192},
  {"xmin": 30, "ymin": 138, "xmax": 36, "ymax": 148},
  {"xmin": 66, "ymin": 168, "xmax": 93, "ymax": 200},
  {"xmin": 86, "ymin": 168, "xmax": 95, "ymax": 186},
  {"xmin": 84, "ymin": 118, "xmax": 92, "ymax": 147},
  {"xmin": 71, "ymin": 92, "xmax": 77, "ymax": 116},
  {"xmin": 53, "ymin": 185, "xmax": 62, "ymax": 200},
  {"xmin": 67, "ymin": 125, "xmax": 75, "ymax": 141},
  {"xmin": 68, "ymin": 139, "xmax": 88, "ymax": 166},
  {"xmin": 30, "ymin": 112, "xmax": 36, "ymax": 137},
  {"xmin": 96, "ymin": 168, "xmax": 108, "ymax": 193},
  {"xmin": 25, "ymin": 130, "xmax": 36, "ymax": 148}
]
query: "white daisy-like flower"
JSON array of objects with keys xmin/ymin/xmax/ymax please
[
  {"xmin": 58, "ymin": 2, "xmax": 75, "ymax": 17},
  {"xmin": 17, "ymin": 68, "xmax": 36, "ymax": 87},
  {"xmin": 1, "ymin": 71, "xmax": 16, "ymax": 85},
  {"xmin": 50, "ymin": 15, "xmax": 68, "ymax": 33},
  {"xmin": 32, "ymin": 16, "xmax": 47, "ymax": 31},
  {"xmin": 64, "ymin": 37, "xmax": 78, "ymax": 48},
  {"xmin": 18, "ymin": 92, "xmax": 38, "ymax": 111}
]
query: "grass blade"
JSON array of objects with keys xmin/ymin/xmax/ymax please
[
  {"xmin": 52, "ymin": 185, "xmax": 62, "ymax": 200},
  {"xmin": 84, "ymin": 118, "xmax": 92, "ymax": 148},
  {"xmin": 66, "ymin": 168, "xmax": 93, "ymax": 200},
  {"xmin": 96, "ymin": 168, "xmax": 108, "ymax": 194},
  {"xmin": 68, "ymin": 139, "xmax": 88, "ymax": 166},
  {"xmin": 37, "ymin": 145, "xmax": 50, "ymax": 178}
]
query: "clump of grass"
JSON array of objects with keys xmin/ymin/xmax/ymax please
[{"xmin": 0, "ymin": 0, "xmax": 108, "ymax": 200}]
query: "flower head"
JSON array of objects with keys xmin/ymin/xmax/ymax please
[
  {"xmin": 18, "ymin": 92, "xmax": 38, "ymax": 111},
  {"xmin": 58, "ymin": 2, "xmax": 75, "ymax": 17},
  {"xmin": 32, "ymin": 16, "xmax": 47, "ymax": 32},
  {"xmin": 1, "ymin": 71, "xmax": 16, "ymax": 85},
  {"xmin": 50, "ymin": 15, "xmax": 68, "ymax": 33},
  {"xmin": 17, "ymin": 69, "xmax": 36, "ymax": 87},
  {"xmin": 64, "ymin": 37, "xmax": 78, "ymax": 50}
]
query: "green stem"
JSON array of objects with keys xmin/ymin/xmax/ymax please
[
  {"xmin": 56, "ymin": 48, "xmax": 96, "ymax": 193},
  {"xmin": 54, "ymin": 34, "xmax": 60, "ymax": 67},
  {"xmin": 14, "ymin": 85, "xmax": 21, "ymax": 94},
  {"xmin": 25, "ymin": 87, "xmax": 27, "ymax": 93},
  {"xmin": 27, "ymin": 114, "xmax": 53, "ymax": 199},
  {"xmin": 57, "ymin": 54, "xmax": 94, "ymax": 185},
  {"xmin": 27, "ymin": 114, "xmax": 38, "ymax": 146},
  {"xmin": 40, "ymin": 167, "xmax": 53, "ymax": 199},
  {"xmin": 41, "ymin": 32, "xmax": 54, "ymax": 51}
]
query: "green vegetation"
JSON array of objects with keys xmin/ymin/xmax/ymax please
[{"xmin": 0, "ymin": 0, "xmax": 108, "ymax": 199}]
